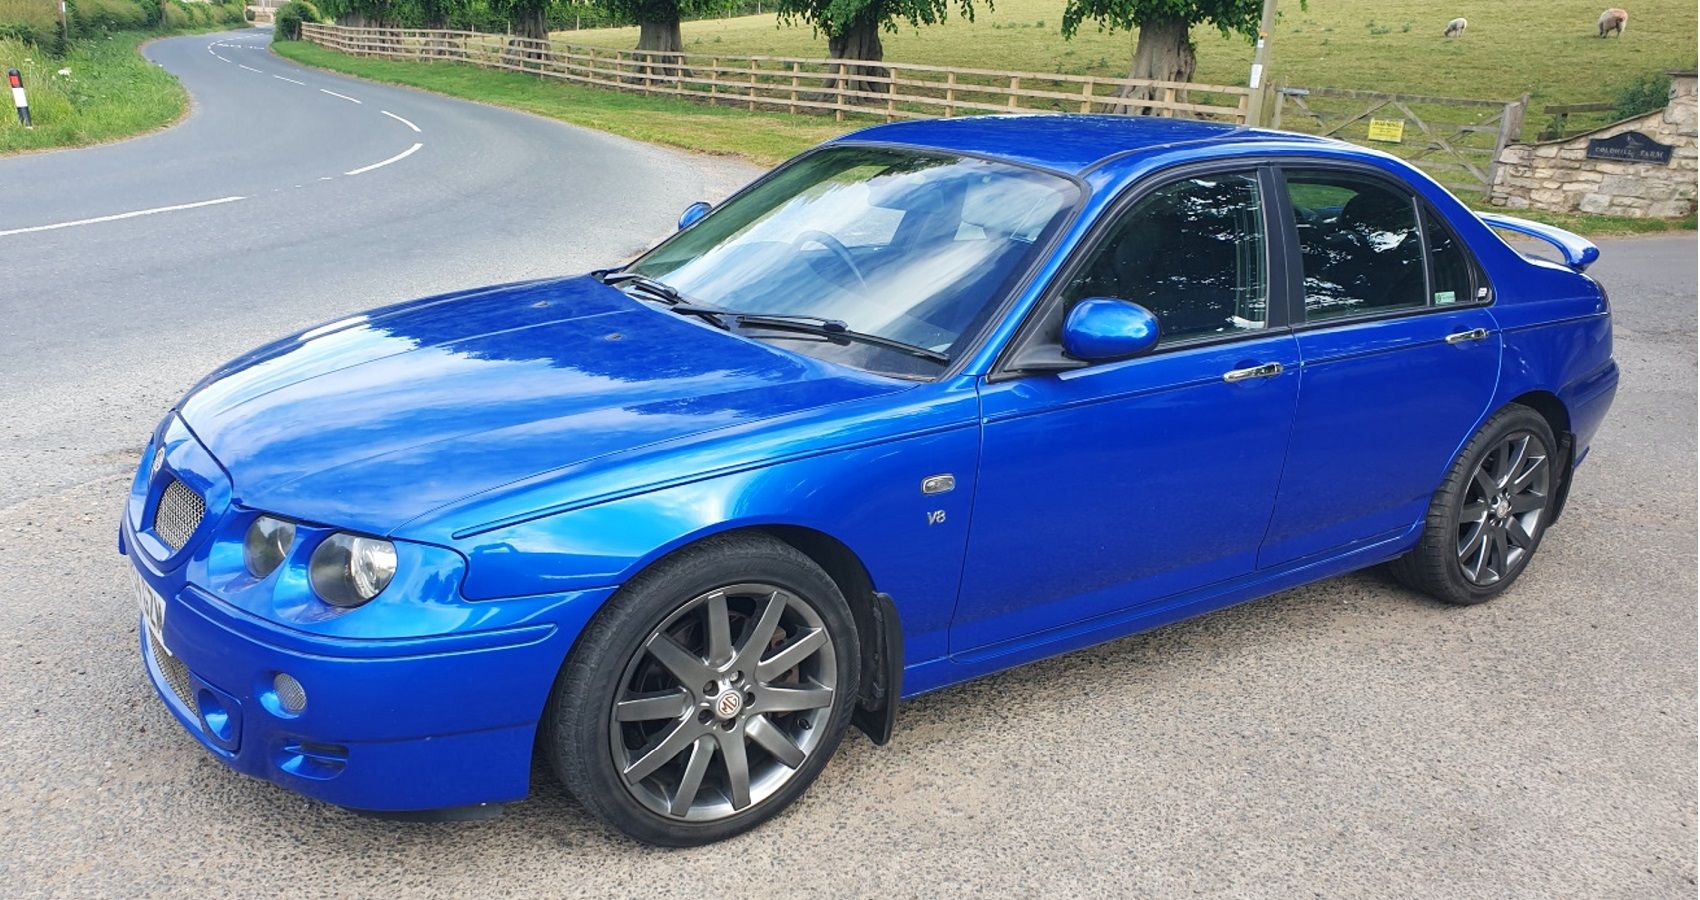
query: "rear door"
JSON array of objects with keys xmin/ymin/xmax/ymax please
[{"xmin": 1257, "ymin": 166, "xmax": 1501, "ymax": 568}]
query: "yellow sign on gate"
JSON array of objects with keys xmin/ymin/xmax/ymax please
[{"xmin": 1367, "ymin": 118, "xmax": 1406, "ymax": 143}]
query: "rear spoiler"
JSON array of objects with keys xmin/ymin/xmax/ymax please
[{"xmin": 1477, "ymin": 212, "xmax": 1600, "ymax": 272}]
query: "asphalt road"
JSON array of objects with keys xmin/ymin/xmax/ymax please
[{"xmin": 1, "ymin": 29, "xmax": 1695, "ymax": 898}]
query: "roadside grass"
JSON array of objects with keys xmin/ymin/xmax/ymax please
[
  {"xmin": 1480, "ymin": 206, "xmax": 1698, "ymax": 236},
  {"xmin": 273, "ymin": 39, "xmax": 851, "ymax": 164},
  {"xmin": 563, "ymin": 0, "xmax": 1697, "ymax": 123},
  {"xmin": 0, "ymin": 8, "xmax": 252, "ymax": 156},
  {"xmin": 0, "ymin": 32, "xmax": 192, "ymax": 154}
]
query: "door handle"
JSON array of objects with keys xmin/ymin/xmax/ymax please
[
  {"xmin": 1222, "ymin": 362, "xmax": 1283, "ymax": 383},
  {"xmin": 1445, "ymin": 327, "xmax": 1490, "ymax": 344}
]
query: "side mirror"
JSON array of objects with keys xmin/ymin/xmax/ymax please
[
  {"xmin": 677, "ymin": 201, "xmax": 712, "ymax": 231},
  {"xmin": 1061, "ymin": 297, "xmax": 1160, "ymax": 362}
]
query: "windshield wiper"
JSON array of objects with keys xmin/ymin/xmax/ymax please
[
  {"xmin": 596, "ymin": 270, "xmax": 688, "ymax": 306},
  {"xmin": 671, "ymin": 305, "xmax": 950, "ymax": 365}
]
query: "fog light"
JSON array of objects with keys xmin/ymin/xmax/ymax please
[{"xmin": 273, "ymin": 672, "xmax": 307, "ymax": 714}]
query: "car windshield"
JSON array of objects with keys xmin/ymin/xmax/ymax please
[{"xmin": 627, "ymin": 145, "xmax": 1080, "ymax": 377}]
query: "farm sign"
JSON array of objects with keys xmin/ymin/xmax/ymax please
[
  {"xmin": 1366, "ymin": 118, "xmax": 1405, "ymax": 143},
  {"xmin": 1585, "ymin": 130, "xmax": 1675, "ymax": 165}
]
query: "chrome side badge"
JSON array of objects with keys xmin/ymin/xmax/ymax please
[{"xmin": 921, "ymin": 474, "xmax": 955, "ymax": 495}]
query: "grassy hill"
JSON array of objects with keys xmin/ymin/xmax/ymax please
[{"xmin": 561, "ymin": 0, "xmax": 1697, "ymax": 115}]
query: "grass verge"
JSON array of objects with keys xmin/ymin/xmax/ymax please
[
  {"xmin": 274, "ymin": 39, "xmax": 852, "ymax": 165},
  {"xmin": 0, "ymin": 22, "xmax": 250, "ymax": 155},
  {"xmin": 1475, "ymin": 205, "xmax": 1697, "ymax": 237}
]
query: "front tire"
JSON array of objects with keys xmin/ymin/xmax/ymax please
[
  {"xmin": 545, "ymin": 534, "xmax": 860, "ymax": 846},
  {"xmin": 1390, "ymin": 404, "xmax": 1558, "ymax": 605}
]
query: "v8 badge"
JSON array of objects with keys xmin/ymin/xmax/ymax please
[{"xmin": 926, "ymin": 510, "xmax": 947, "ymax": 526}]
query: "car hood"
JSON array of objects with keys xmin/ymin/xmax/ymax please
[{"xmin": 178, "ymin": 276, "xmax": 908, "ymax": 536}]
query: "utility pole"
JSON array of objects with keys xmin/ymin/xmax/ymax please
[{"xmin": 1244, "ymin": 0, "xmax": 1277, "ymax": 127}]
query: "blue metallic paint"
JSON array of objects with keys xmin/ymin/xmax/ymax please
[
  {"xmin": 121, "ymin": 116, "xmax": 1617, "ymax": 814},
  {"xmin": 1060, "ymin": 297, "xmax": 1161, "ymax": 360}
]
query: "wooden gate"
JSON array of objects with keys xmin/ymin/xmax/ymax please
[{"xmin": 1271, "ymin": 86, "xmax": 1528, "ymax": 198}]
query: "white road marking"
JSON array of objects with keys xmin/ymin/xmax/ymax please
[
  {"xmin": 319, "ymin": 88, "xmax": 361, "ymax": 104},
  {"xmin": 344, "ymin": 142, "xmax": 423, "ymax": 176},
  {"xmin": 273, "ymin": 74, "xmax": 306, "ymax": 85},
  {"xmin": 380, "ymin": 110, "xmax": 421, "ymax": 133},
  {"xmin": 0, "ymin": 196, "xmax": 246, "ymax": 238},
  {"xmin": 212, "ymin": 53, "xmax": 231, "ymax": 62},
  {"xmin": 238, "ymin": 64, "xmax": 263, "ymax": 73}
]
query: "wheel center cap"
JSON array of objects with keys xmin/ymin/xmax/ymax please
[
  {"xmin": 713, "ymin": 690, "xmax": 744, "ymax": 720},
  {"xmin": 1491, "ymin": 495, "xmax": 1512, "ymax": 518}
]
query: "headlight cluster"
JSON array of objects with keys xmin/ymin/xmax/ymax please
[{"xmin": 243, "ymin": 516, "xmax": 396, "ymax": 608}]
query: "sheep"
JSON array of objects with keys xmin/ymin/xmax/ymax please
[
  {"xmin": 1598, "ymin": 7, "xmax": 1627, "ymax": 37},
  {"xmin": 1443, "ymin": 17, "xmax": 1468, "ymax": 38}
]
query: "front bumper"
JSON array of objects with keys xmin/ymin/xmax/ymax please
[{"xmin": 126, "ymin": 543, "xmax": 612, "ymax": 812}]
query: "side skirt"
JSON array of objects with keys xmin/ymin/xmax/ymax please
[{"xmin": 900, "ymin": 526, "xmax": 1419, "ymax": 699}]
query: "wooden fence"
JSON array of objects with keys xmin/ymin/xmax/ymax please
[{"xmin": 300, "ymin": 22, "xmax": 1253, "ymax": 124}]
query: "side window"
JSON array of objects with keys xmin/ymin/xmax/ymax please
[
  {"xmin": 1284, "ymin": 171, "xmax": 1425, "ymax": 321},
  {"xmin": 1063, "ymin": 171, "xmax": 1268, "ymax": 345},
  {"xmin": 1423, "ymin": 207, "xmax": 1477, "ymax": 306}
]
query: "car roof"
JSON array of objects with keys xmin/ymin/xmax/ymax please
[{"xmin": 839, "ymin": 114, "xmax": 1348, "ymax": 175}]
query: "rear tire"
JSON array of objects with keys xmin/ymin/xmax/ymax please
[
  {"xmin": 545, "ymin": 533, "xmax": 860, "ymax": 846},
  {"xmin": 1390, "ymin": 405, "xmax": 1558, "ymax": 605}
]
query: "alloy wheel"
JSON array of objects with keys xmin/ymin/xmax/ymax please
[
  {"xmin": 1457, "ymin": 431, "xmax": 1550, "ymax": 586},
  {"xmin": 608, "ymin": 583, "xmax": 838, "ymax": 822}
]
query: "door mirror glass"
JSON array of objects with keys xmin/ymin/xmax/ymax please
[
  {"xmin": 1061, "ymin": 297, "xmax": 1160, "ymax": 361},
  {"xmin": 677, "ymin": 201, "xmax": 712, "ymax": 231}
]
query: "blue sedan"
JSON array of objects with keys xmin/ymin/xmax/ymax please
[{"xmin": 121, "ymin": 115, "xmax": 1618, "ymax": 845}]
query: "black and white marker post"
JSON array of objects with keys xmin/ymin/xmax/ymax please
[{"xmin": 8, "ymin": 68, "xmax": 29, "ymax": 129}]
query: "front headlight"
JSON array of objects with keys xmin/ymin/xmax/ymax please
[
  {"xmin": 308, "ymin": 532, "xmax": 397, "ymax": 608},
  {"xmin": 244, "ymin": 516, "xmax": 296, "ymax": 578}
]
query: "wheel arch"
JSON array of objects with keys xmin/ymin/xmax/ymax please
[
  {"xmin": 568, "ymin": 520, "xmax": 906, "ymax": 747},
  {"xmin": 750, "ymin": 525, "xmax": 903, "ymax": 745},
  {"xmin": 1505, "ymin": 389, "xmax": 1577, "ymax": 520}
]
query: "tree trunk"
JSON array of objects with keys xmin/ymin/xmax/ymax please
[
  {"xmin": 634, "ymin": 17, "xmax": 685, "ymax": 82},
  {"xmin": 827, "ymin": 16, "xmax": 885, "ymax": 99},
  {"xmin": 636, "ymin": 18, "xmax": 683, "ymax": 53},
  {"xmin": 506, "ymin": 5, "xmax": 549, "ymax": 63},
  {"xmin": 1115, "ymin": 14, "xmax": 1194, "ymax": 115}
]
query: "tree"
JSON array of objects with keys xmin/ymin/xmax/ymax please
[
  {"xmin": 1060, "ymin": 0, "xmax": 1282, "ymax": 109},
  {"xmin": 774, "ymin": 0, "xmax": 981, "ymax": 70},
  {"xmin": 490, "ymin": 0, "xmax": 552, "ymax": 40},
  {"xmin": 602, "ymin": 0, "xmax": 687, "ymax": 53}
]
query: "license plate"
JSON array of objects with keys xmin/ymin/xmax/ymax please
[{"xmin": 131, "ymin": 568, "xmax": 170, "ymax": 656}]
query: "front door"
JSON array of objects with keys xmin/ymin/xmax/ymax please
[{"xmin": 952, "ymin": 168, "xmax": 1300, "ymax": 654}]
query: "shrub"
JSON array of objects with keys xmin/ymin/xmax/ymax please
[
  {"xmin": 0, "ymin": 0, "xmax": 61, "ymax": 46},
  {"xmin": 160, "ymin": 1, "xmax": 187, "ymax": 26},
  {"xmin": 1613, "ymin": 73, "xmax": 1671, "ymax": 120},
  {"xmin": 217, "ymin": 1, "xmax": 245, "ymax": 23},
  {"xmin": 70, "ymin": 0, "xmax": 149, "ymax": 31},
  {"xmin": 273, "ymin": 0, "xmax": 320, "ymax": 40}
]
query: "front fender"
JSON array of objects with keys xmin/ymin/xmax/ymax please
[{"xmin": 427, "ymin": 387, "xmax": 982, "ymax": 667}]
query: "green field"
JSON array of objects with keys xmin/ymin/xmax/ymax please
[{"xmin": 563, "ymin": 0, "xmax": 1697, "ymax": 115}]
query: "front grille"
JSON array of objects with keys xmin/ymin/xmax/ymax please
[
  {"xmin": 153, "ymin": 479, "xmax": 205, "ymax": 551},
  {"xmin": 147, "ymin": 628, "xmax": 195, "ymax": 712}
]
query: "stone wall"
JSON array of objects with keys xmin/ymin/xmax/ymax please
[{"xmin": 1489, "ymin": 72, "xmax": 1698, "ymax": 218}]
